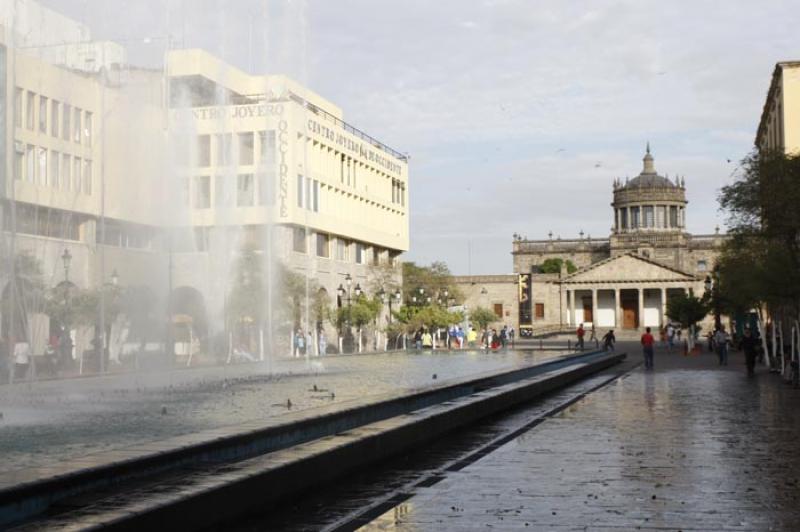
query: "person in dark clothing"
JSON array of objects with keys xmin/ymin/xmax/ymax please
[
  {"xmin": 602, "ymin": 329, "xmax": 616, "ymax": 351},
  {"xmin": 740, "ymin": 327, "xmax": 759, "ymax": 377}
]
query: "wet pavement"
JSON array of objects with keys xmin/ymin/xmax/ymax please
[
  {"xmin": 349, "ymin": 342, "xmax": 800, "ymax": 531},
  {"xmin": 0, "ymin": 348, "xmax": 564, "ymax": 473}
]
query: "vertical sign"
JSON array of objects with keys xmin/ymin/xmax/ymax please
[{"xmin": 518, "ymin": 273, "xmax": 533, "ymax": 337}]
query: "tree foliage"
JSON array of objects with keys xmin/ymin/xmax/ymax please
[
  {"xmin": 402, "ymin": 261, "xmax": 463, "ymax": 304},
  {"xmin": 469, "ymin": 306, "xmax": 498, "ymax": 330},
  {"xmin": 666, "ymin": 292, "xmax": 708, "ymax": 329},
  {"xmin": 718, "ymin": 150, "xmax": 800, "ymax": 318},
  {"xmin": 539, "ymin": 258, "xmax": 577, "ymax": 274}
]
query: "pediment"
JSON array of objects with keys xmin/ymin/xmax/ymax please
[{"xmin": 564, "ymin": 254, "xmax": 696, "ymax": 283}]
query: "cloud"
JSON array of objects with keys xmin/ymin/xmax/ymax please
[{"xmin": 39, "ymin": 0, "xmax": 800, "ymax": 275}]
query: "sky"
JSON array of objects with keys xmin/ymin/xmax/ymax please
[{"xmin": 41, "ymin": 0, "xmax": 800, "ymax": 274}]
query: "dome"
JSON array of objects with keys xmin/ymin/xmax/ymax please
[{"xmin": 623, "ymin": 143, "xmax": 679, "ymax": 189}]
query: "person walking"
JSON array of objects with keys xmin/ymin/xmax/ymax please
[
  {"xmin": 666, "ymin": 323, "xmax": 675, "ymax": 351},
  {"xmin": 414, "ymin": 329, "xmax": 423, "ymax": 350},
  {"xmin": 500, "ymin": 326, "xmax": 508, "ymax": 349},
  {"xmin": 714, "ymin": 326, "xmax": 729, "ymax": 365},
  {"xmin": 576, "ymin": 324, "xmax": 585, "ymax": 351},
  {"xmin": 641, "ymin": 326, "xmax": 655, "ymax": 370},
  {"xmin": 508, "ymin": 326, "xmax": 515, "ymax": 348},
  {"xmin": 421, "ymin": 329, "xmax": 433, "ymax": 349},
  {"xmin": 318, "ymin": 330, "xmax": 327, "ymax": 356},
  {"xmin": 602, "ymin": 329, "xmax": 616, "ymax": 351},
  {"xmin": 740, "ymin": 327, "xmax": 758, "ymax": 376}
]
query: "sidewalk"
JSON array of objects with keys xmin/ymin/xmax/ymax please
[{"xmin": 363, "ymin": 342, "xmax": 800, "ymax": 531}]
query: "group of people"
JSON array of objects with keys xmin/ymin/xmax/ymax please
[
  {"xmin": 292, "ymin": 329, "xmax": 327, "ymax": 356},
  {"xmin": 411, "ymin": 324, "xmax": 515, "ymax": 351}
]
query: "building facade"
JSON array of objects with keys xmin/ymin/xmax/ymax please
[
  {"xmin": 457, "ymin": 146, "xmax": 726, "ymax": 336},
  {"xmin": 0, "ymin": 0, "xmax": 408, "ymax": 359},
  {"xmin": 756, "ymin": 61, "xmax": 800, "ymax": 155}
]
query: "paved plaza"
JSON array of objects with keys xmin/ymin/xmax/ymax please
[{"xmin": 359, "ymin": 342, "xmax": 800, "ymax": 531}]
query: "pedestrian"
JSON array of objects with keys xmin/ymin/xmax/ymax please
[
  {"xmin": 414, "ymin": 329, "xmax": 423, "ymax": 350},
  {"xmin": 13, "ymin": 338, "xmax": 31, "ymax": 380},
  {"xmin": 456, "ymin": 327, "xmax": 465, "ymax": 349},
  {"xmin": 641, "ymin": 326, "xmax": 655, "ymax": 369},
  {"xmin": 500, "ymin": 325, "xmax": 508, "ymax": 349},
  {"xmin": 740, "ymin": 327, "xmax": 758, "ymax": 376},
  {"xmin": 421, "ymin": 329, "xmax": 433, "ymax": 349},
  {"xmin": 509, "ymin": 326, "xmax": 515, "ymax": 348},
  {"xmin": 318, "ymin": 330, "xmax": 327, "ymax": 355},
  {"xmin": 490, "ymin": 329, "xmax": 500, "ymax": 350},
  {"xmin": 714, "ymin": 326, "xmax": 729, "ymax": 365},
  {"xmin": 666, "ymin": 323, "xmax": 675, "ymax": 351},
  {"xmin": 467, "ymin": 326, "xmax": 477, "ymax": 348},
  {"xmin": 589, "ymin": 323, "xmax": 597, "ymax": 342},
  {"xmin": 576, "ymin": 324, "xmax": 585, "ymax": 351},
  {"xmin": 602, "ymin": 329, "xmax": 616, "ymax": 351},
  {"xmin": 481, "ymin": 328, "xmax": 490, "ymax": 350},
  {"xmin": 294, "ymin": 329, "xmax": 306, "ymax": 356}
]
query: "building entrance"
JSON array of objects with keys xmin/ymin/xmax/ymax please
[{"xmin": 621, "ymin": 296, "xmax": 639, "ymax": 329}]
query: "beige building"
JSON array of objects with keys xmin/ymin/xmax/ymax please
[
  {"xmin": 0, "ymin": 0, "xmax": 408, "ymax": 358},
  {"xmin": 457, "ymin": 146, "xmax": 726, "ymax": 336},
  {"xmin": 756, "ymin": 61, "xmax": 800, "ymax": 154}
]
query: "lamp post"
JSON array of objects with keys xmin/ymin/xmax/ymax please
[
  {"xmin": 704, "ymin": 274, "xmax": 721, "ymax": 331},
  {"xmin": 61, "ymin": 248, "xmax": 72, "ymax": 283},
  {"xmin": 337, "ymin": 274, "xmax": 362, "ymax": 353}
]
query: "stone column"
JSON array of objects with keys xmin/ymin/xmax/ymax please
[
  {"xmin": 591, "ymin": 288, "xmax": 598, "ymax": 326},
  {"xmin": 661, "ymin": 287, "xmax": 667, "ymax": 325},
  {"xmin": 614, "ymin": 288, "xmax": 622, "ymax": 328},
  {"xmin": 638, "ymin": 288, "xmax": 645, "ymax": 329}
]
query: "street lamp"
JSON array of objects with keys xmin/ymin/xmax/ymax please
[
  {"xmin": 61, "ymin": 248, "xmax": 72, "ymax": 282},
  {"xmin": 337, "ymin": 276, "xmax": 361, "ymax": 353},
  {"xmin": 705, "ymin": 273, "xmax": 721, "ymax": 331}
]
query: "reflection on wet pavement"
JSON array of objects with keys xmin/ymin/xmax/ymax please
[
  {"xmin": 0, "ymin": 349, "xmax": 559, "ymax": 472},
  {"xmin": 356, "ymin": 345, "xmax": 800, "ymax": 531}
]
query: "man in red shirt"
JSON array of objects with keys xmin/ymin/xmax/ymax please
[
  {"xmin": 576, "ymin": 324, "xmax": 585, "ymax": 351},
  {"xmin": 641, "ymin": 326, "xmax": 655, "ymax": 369}
]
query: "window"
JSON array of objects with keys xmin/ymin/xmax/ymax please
[
  {"xmin": 297, "ymin": 174, "xmax": 304, "ymax": 208},
  {"xmin": 14, "ymin": 150, "xmax": 23, "ymax": 181},
  {"xmin": 37, "ymin": 148, "xmax": 47, "ymax": 186},
  {"xmin": 293, "ymin": 227, "xmax": 306, "ymax": 253},
  {"xmin": 493, "ymin": 303, "xmax": 503, "ymax": 318},
  {"xmin": 215, "ymin": 176, "xmax": 229, "ymax": 207},
  {"xmin": 73, "ymin": 157, "xmax": 82, "ymax": 192},
  {"xmin": 25, "ymin": 145, "xmax": 35, "ymax": 182},
  {"xmin": 194, "ymin": 176, "xmax": 210, "ymax": 208},
  {"xmin": 238, "ymin": 132, "xmax": 254, "ymax": 165},
  {"xmin": 73, "ymin": 107, "xmax": 82, "ymax": 144},
  {"xmin": 83, "ymin": 160, "xmax": 92, "ymax": 194},
  {"xmin": 51, "ymin": 100, "xmax": 60, "ymax": 137},
  {"xmin": 237, "ymin": 174, "xmax": 255, "ymax": 206},
  {"xmin": 340, "ymin": 153, "xmax": 345, "ymax": 183},
  {"xmin": 257, "ymin": 173, "xmax": 273, "ymax": 205},
  {"xmin": 697, "ymin": 260, "xmax": 708, "ymax": 272},
  {"xmin": 26, "ymin": 91, "xmax": 35, "ymax": 130},
  {"xmin": 335, "ymin": 238, "xmax": 349, "ymax": 261},
  {"xmin": 372, "ymin": 247, "xmax": 380, "ymax": 265},
  {"xmin": 355, "ymin": 243, "xmax": 365, "ymax": 264},
  {"xmin": 259, "ymin": 130, "xmax": 276, "ymax": 165},
  {"xmin": 316, "ymin": 233, "xmax": 330, "ymax": 258},
  {"xmin": 656, "ymin": 206, "xmax": 666, "ymax": 228},
  {"xmin": 197, "ymin": 135, "xmax": 211, "ymax": 167},
  {"xmin": 535, "ymin": 303, "xmax": 545, "ymax": 320},
  {"xmin": 62, "ymin": 153, "xmax": 71, "ymax": 189},
  {"xmin": 311, "ymin": 180, "xmax": 319, "ymax": 212},
  {"xmin": 39, "ymin": 96, "xmax": 48, "ymax": 133},
  {"xmin": 14, "ymin": 88, "xmax": 22, "ymax": 127},
  {"xmin": 62, "ymin": 104, "xmax": 71, "ymax": 140},
  {"xmin": 84, "ymin": 112, "xmax": 93, "ymax": 147},
  {"xmin": 643, "ymin": 206, "xmax": 654, "ymax": 228},
  {"xmin": 50, "ymin": 151, "xmax": 60, "ymax": 188},
  {"xmin": 630, "ymin": 207, "xmax": 640, "ymax": 228},
  {"xmin": 215, "ymin": 133, "xmax": 232, "ymax": 165}
]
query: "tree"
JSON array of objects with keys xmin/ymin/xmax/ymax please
[
  {"xmin": 666, "ymin": 292, "xmax": 708, "ymax": 330},
  {"xmin": 539, "ymin": 258, "xmax": 577, "ymax": 274},
  {"xmin": 718, "ymin": 150, "xmax": 800, "ymax": 321},
  {"xmin": 469, "ymin": 306, "xmax": 498, "ymax": 331},
  {"xmin": 401, "ymin": 261, "xmax": 463, "ymax": 304}
]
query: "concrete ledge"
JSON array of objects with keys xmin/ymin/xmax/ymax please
[
  {"xmin": 0, "ymin": 350, "xmax": 618, "ymax": 528},
  {"xmin": 17, "ymin": 352, "xmax": 625, "ymax": 530}
]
